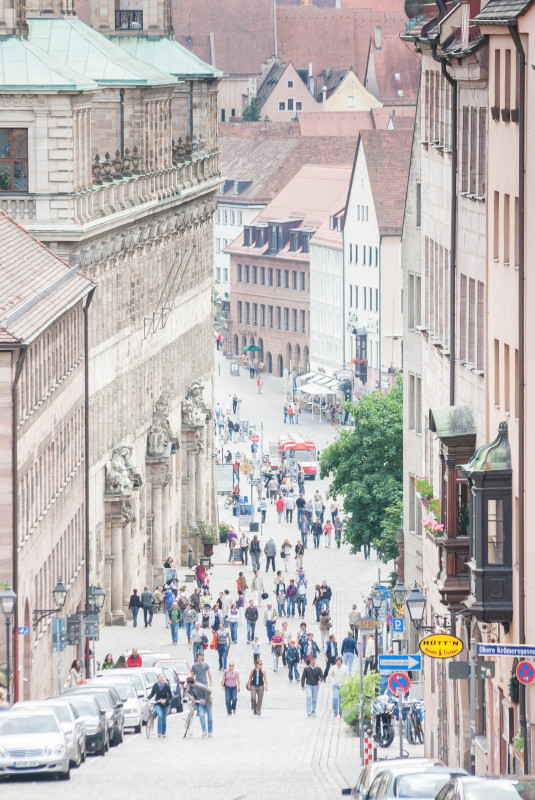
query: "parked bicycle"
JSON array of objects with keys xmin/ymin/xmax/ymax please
[{"xmin": 404, "ymin": 699, "xmax": 424, "ymax": 745}]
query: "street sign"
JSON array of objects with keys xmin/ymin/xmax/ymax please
[
  {"xmin": 420, "ymin": 633, "xmax": 464, "ymax": 659},
  {"xmin": 17, "ymin": 626, "xmax": 29, "ymax": 635},
  {"xmin": 449, "ymin": 660, "xmax": 496, "ymax": 680},
  {"xmin": 393, "ymin": 618, "xmax": 404, "ymax": 633},
  {"xmin": 379, "ymin": 654, "xmax": 421, "ymax": 672},
  {"xmin": 250, "ymin": 479, "xmax": 260, "ymax": 486},
  {"xmin": 52, "ymin": 617, "xmax": 66, "ymax": 652},
  {"xmin": 517, "ymin": 661, "xmax": 535, "ymax": 685},
  {"xmin": 386, "ymin": 614, "xmax": 393, "ymax": 627},
  {"xmin": 251, "ymin": 434, "xmax": 260, "ymax": 443},
  {"xmin": 355, "ymin": 618, "xmax": 382, "ymax": 630},
  {"xmin": 478, "ymin": 643, "xmax": 535, "ymax": 658},
  {"xmin": 388, "ymin": 672, "xmax": 411, "ymax": 695}
]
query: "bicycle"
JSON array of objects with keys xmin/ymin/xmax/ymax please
[
  {"xmin": 146, "ymin": 703, "xmax": 156, "ymax": 739},
  {"xmin": 183, "ymin": 700, "xmax": 197, "ymax": 739},
  {"xmin": 404, "ymin": 699, "xmax": 424, "ymax": 745},
  {"xmin": 224, "ymin": 494, "xmax": 238, "ymax": 510}
]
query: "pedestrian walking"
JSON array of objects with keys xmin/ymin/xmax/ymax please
[
  {"xmin": 239, "ymin": 533, "xmax": 249, "ymax": 565},
  {"xmin": 249, "ymin": 359, "xmax": 255, "ymax": 378},
  {"xmin": 246, "ymin": 660, "xmax": 268, "ymax": 716},
  {"xmin": 216, "ymin": 332, "xmax": 222, "ymax": 350},
  {"xmin": 330, "ymin": 656, "xmax": 349, "ymax": 717},
  {"xmin": 148, "ymin": 673, "xmax": 173, "ymax": 738},
  {"xmin": 312, "ymin": 518, "xmax": 322, "ymax": 548},
  {"xmin": 295, "ymin": 539, "xmax": 305, "ymax": 571},
  {"xmin": 168, "ymin": 601, "xmax": 182, "ymax": 645},
  {"xmin": 319, "ymin": 608, "xmax": 332, "ymax": 648},
  {"xmin": 245, "ymin": 600, "xmax": 258, "ymax": 643},
  {"xmin": 191, "ymin": 652, "xmax": 212, "ymax": 686},
  {"xmin": 183, "ymin": 604, "xmax": 196, "ymax": 643},
  {"xmin": 237, "ymin": 591, "xmax": 246, "ymax": 626},
  {"xmin": 285, "ymin": 493, "xmax": 295, "ymax": 523},
  {"xmin": 216, "ymin": 623, "xmax": 230, "ymax": 671},
  {"xmin": 251, "ymin": 571, "xmax": 264, "ymax": 606},
  {"xmin": 236, "ymin": 571, "xmax": 248, "ymax": 596},
  {"xmin": 300, "ymin": 515, "xmax": 310, "ymax": 548},
  {"xmin": 276, "ymin": 495, "xmax": 285, "ymax": 523},
  {"xmin": 252, "ymin": 637, "xmax": 261, "ymax": 664},
  {"xmin": 303, "ymin": 632, "xmax": 321, "ymax": 664},
  {"xmin": 330, "ymin": 501, "xmax": 338, "ymax": 524},
  {"xmin": 185, "ymin": 677, "xmax": 213, "ymax": 737},
  {"xmin": 301, "ymin": 658, "xmax": 324, "ymax": 717},
  {"xmin": 280, "ymin": 620, "xmax": 292, "ymax": 665},
  {"xmin": 221, "ymin": 590, "xmax": 232, "ymax": 625},
  {"xmin": 226, "ymin": 393, "xmax": 233, "ymax": 415},
  {"xmin": 227, "ymin": 528, "xmax": 238, "ymax": 563},
  {"xmin": 314, "ymin": 496, "xmax": 324, "ymax": 523},
  {"xmin": 257, "ymin": 376, "xmax": 263, "ymax": 394},
  {"xmin": 228, "ymin": 603, "xmax": 239, "ymax": 643},
  {"xmin": 271, "ymin": 629, "xmax": 283, "ymax": 671},
  {"xmin": 274, "ymin": 578, "xmax": 286, "ymax": 616},
  {"xmin": 293, "ymin": 402, "xmax": 300, "ymax": 424},
  {"xmin": 314, "ymin": 584, "xmax": 323, "ymax": 621},
  {"xmin": 222, "ymin": 662, "xmax": 240, "ymax": 715},
  {"xmin": 305, "ymin": 497, "xmax": 314, "ymax": 523},
  {"xmin": 264, "ymin": 537, "xmax": 277, "ymax": 572},
  {"xmin": 286, "ymin": 578, "xmax": 297, "ymax": 617},
  {"xmin": 283, "ymin": 403, "xmax": 288, "ymax": 423},
  {"xmin": 287, "ymin": 404, "xmax": 294, "ymax": 424},
  {"xmin": 128, "ymin": 588, "xmax": 141, "ymax": 627},
  {"xmin": 227, "ymin": 416, "xmax": 234, "ymax": 441},
  {"xmin": 334, "ymin": 516, "xmax": 343, "ymax": 548},
  {"xmin": 259, "ymin": 498, "xmax": 268, "ymax": 524},
  {"xmin": 232, "ymin": 394, "xmax": 238, "ymax": 414},
  {"xmin": 296, "ymin": 574, "xmax": 307, "ymax": 617},
  {"xmin": 194, "ymin": 561, "xmax": 206, "ymax": 588},
  {"xmin": 364, "ymin": 633, "xmax": 376, "ymax": 674},
  {"xmin": 190, "ymin": 624, "xmax": 207, "ymax": 659},
  {"xmin": 341, "ymin": 630, "xmax": 358, "ymax": 675},
  {"xmin": 286, "ymin": 640, "xmax": 300, "ymax": 682},
  {"xmin": 140, "ymin": 585, "xmax": 156, "ymax": 627},
  {"xmin": 323, "ymin": 519, "xmax": 334, "ymax": 547},
  {"xmin": 321, "ymin": 580, "xmax": 332, "ymax": 611},
  {"xmin": 348, "ymin": 605, "xmax": 360, "ymax": 638},
  {"xmin": 281, "ymin": 538, "xmax": 292, "ymax": 571},
  {"xmin": 264, "ymin": 603, "xmax": 278, "ymax": 642},
  {"xmin": 296, "ymin": 493, "xmax": 305, "ymax": 526},
  {"xmin": 268, "ymin": 476, "xmax": 278, "ymax": 503},
  {"xmin": 323, "ymin": 633, "xmax": 338, "ymax": 678}
]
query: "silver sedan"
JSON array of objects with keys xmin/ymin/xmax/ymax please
[{"xmin": 0, "ymin": 710, "xmax": 70, "ymax": 781}]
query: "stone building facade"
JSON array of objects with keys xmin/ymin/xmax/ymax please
[{"xmin": 0, "ymin": 0, "xmax": 220, "ymax": 694}]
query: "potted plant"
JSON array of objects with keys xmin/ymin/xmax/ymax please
[
  {"xmin": 198, "ymin": 522, "xmax": 217, "ymax": 556},
  {"xmin": 219, "ymin": 521, "xmax": 231, "ymax": 544},
  {"xmin": 414, "ymin": 477, "xmax": 433, "ymax": 504}
]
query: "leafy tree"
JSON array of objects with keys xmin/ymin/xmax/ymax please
[
  {"xmin": 243, "ymin": 98, "xmax": 261, "ymax": 122},
  {"xmin": 320, "ymin": 378, "xmax": 403, "ymax": 561}
]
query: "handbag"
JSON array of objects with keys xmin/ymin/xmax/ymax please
[
  {"xmin": 210, "ymin": 632, "xmax": 218, "ymax": 650},
  {"xmin": 280, "ymin": 551, "xmax": 285, "ymax": 558},
  {"xmin": 261, "ymin": 592, "xmax": 269, "ymax": 600}
]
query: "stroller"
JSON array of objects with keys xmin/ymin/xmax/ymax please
[{"xmin": 201, "ymin": 605, "xmax": 211, "ymax": 628}]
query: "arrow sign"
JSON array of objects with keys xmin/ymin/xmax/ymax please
[
  {"xmin": 379, "ymin": 654, "xmax": 421, "ymax": 672},
  {"xmin": 388, "ymin": 671, "xmax": 411, "ymax": 695},
  {"xmin": 517, "ymin": 661, "xmax": 535, "ymax": 686}
]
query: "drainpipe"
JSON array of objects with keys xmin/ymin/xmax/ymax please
[
  {"xmin": 508, "ymin": 21, "xmax": 527, "ymax": 773},
  {"xmin": 119, "ymin": 88, "xmax": 125, "ymax": 158},
  {"xmin": 273, "ymin": 0, "xmax": 277, "ymax": 58},
  {"xmin": 189, "ymin": 80, "xmax": 194, "ymax": 140},
  {"xmin": 83, "ymin": 287, "xmax": 96, "ymax": 610},
  {"xmin": 10, "ymin": 345, "xmax": 27, "ymax": 703}
]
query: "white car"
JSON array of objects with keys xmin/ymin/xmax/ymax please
[
  {"xmin": 0, "ymin": 710, "xmax": 70, "ymax": 780},
  {"xmin": 89, "ymin": 679, "xmax": 142, "ymax": 732},
  {"xmin": 12, "ymin": 699, "xmax": 86, "ymax": 767},
  {"xmin": 94, "ymin": 670, "xmax": 149, "ymax": 723}
]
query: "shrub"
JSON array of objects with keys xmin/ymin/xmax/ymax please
[{"xmin": 340, "ymin": 670, "xmax": 380, "ymax": 727}]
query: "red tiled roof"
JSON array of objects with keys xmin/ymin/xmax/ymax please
[
  {"xmin": 297, "ymin": 111, "xmax": 375, "ymax": 137},
  {"xmin": 219, "ymin": 134, "xmax": 358, "ymax": 205},
  {"xmin": 341, "ymin": 0, "xmax": 405, "ymax": 8},
  {"xmin": 356, "ymin": 129, "xmax": 412, "ymax": 235},
  {"xmin": 370, "ymin": 106, "xmax": 416, "ymax": 129},
  {"xmin": 0, "ymin": 211, "xmax": 93, "ymax": 345},
  {"xmin": 310, "ymin": 206, "xmax": 345, "ymax": 249},
  {"xmin": 367, "ymin": 34, "xmax": 421, "ymax": 105}
]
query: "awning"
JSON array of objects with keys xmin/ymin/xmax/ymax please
[
  {"xmin": 297, "ymin": 382, "xmax": 335, "ymax": 395},
  {"xmin": 429, "ymin": 405, "xmax": 476, "ymax": 440}
]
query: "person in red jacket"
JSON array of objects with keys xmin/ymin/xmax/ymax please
[
  {"xmin": 127, "ymin": 648, "xmax": 142, "ymax": 668},
  {"xmin": 237, "ymin": 572, "xmax": 248, "ymax": 595},
  {"xmin": 195, "ymin": 561, "xmax": 206, "ymax": 588},
  {"xmin": 276, "ymin": 496, "xmax": 285, "ymax": 523}
]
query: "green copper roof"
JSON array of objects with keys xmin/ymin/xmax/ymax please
[
  {"xmin": 461, "ymin": 422, "xmax": 512, "ymax": 475},
  {"xmin": 27, "ymin": 17, "xmax": 178, "ymax": 86},
  {"xmin": 429, "ymin": 405, "xmax": 476, "ymax": 439},
  {"xmin": 0, "ymin": 37, "xmax": 97, "ymax": 91},
  {"xmin": 109, "ymin": 36, "xmax": 223, "ymax": 79}
]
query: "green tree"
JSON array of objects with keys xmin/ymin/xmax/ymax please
[
  {"xmin": 243, "ymin": 98, "xmax": 261, "ymax": 122},
  {"xmin": 319, "ymin": 378, "xmax": 403, "ymax": 561}
]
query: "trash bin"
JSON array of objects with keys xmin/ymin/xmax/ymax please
[{"xmin": 249, "ymin": 522, "xmax": 259, "ymax": 533}]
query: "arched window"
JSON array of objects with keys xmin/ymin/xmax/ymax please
[
  {"xmin": 234, "ymin": 334, "xmax": 239, "ymax": 356},
  {"xmin": 277, "ymin": 355, "xmax": 284, "ymax": 377},
  {"xmin": 287, "ymin": 343, "xmax": 292, "ymax": 371},
  {"xmin": 304, "ymin": 346, "xmax": 309, "ymax": 372},
  {"xmin": 296, "ymin": 344, "xmax": 301, "ymax": 372},
  {"xmin": 266, "ymin": 352, "xmax": 272, "ymax": 373}
]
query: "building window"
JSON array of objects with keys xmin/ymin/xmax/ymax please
[
  {"xmin": 416, "ymin": 182, "xmax": 421, "ymax": 227},
  {"xmin": 269, "ymin": 306, "xmax": 274, "ymax": 329},
  {"xmin": 350, "ymin": 285, "xmax": 353, "ymax": 307},
  {"xmin": 346, "ymin": 95, "xmax": 355, "ymax": 108},
  {"xmin": 288, "ymin": 80, "xmax": 294, "ymax": 88},
  {"xmin": 277, "ymin": 307, "xmax": 282, "ymax": 330},
  {"xmin": 279, "ymin": 101, "xmax": 285, "ymax": 111},
  {"xmin": 276, "ymin": 269, "xmax": 281, "ymax": 288},
  {"xmin": 268, "ymin": 268, "xmax": 273, "ymax": 286},
  {"xmin": 237, "ymin": 263, "xmax": 242, "ymax": 282},
  {"xmin": 216, "ymin": 238, "xmax": 221, "ymax": 253},
  {"xmin": 301, "ymin": 272, "xmax": 306, "ymax": 291},
  {"xmin": 252, "ymin": 265, "xmax": 258, "ymax": 284},
  {"xmin": 363, "ymin": 289, "xmax": 367, "ymax": 310},
  {"xmin": 284, "ymin": 270, "xmax": 289, "ymax": 289},
  {"xmin": 223, "ymin": 268, "xmax": 229, "ymax": 283},
  {"xmin": 301, "ymin": 310, "xmax": 306, "ymax": 334},
  {"xmin": 230, "ymin": 210, "xmax": 235, "ymax": 225},
  {"xmin": 245, "ymin": 264, "xmax": 250, "ymax": 283},
  {"xmin": 369, "ymin": 287, "xmax": 372, "ymax": 311},
  {"xmin": 253, "ymin": 303, "xmax": 258, "ymax": 327},
  {"xmin": 221, "ymin": 109, "xmax": 226, "ymax": 122},
  {"xmin": 296, "ymin": 101, "xmax": 302, "ymax": 111},
  {"xmin": 260, "ymin": 266, "xmax": 265, "ymax": 285},
  {"xmin": 284, "ymin": 308, "xmax": 289, "ymax": 331},
  {"xmin": 355, "ymin": 245, "xmax": 358, "ymax": 264},
  {"xmin": 287, "ymin": 99, "xmax": 294, "ymax": 111},
  {"xmin": 231, "ymin": 108, "xmax": 236, "ymax": 117},
  {"xmin": 216, "ymin": 267, "xmax": 221, "ymax": 281},
  {"xmin": 261, "ymin": 305, "xmax": 266, "ymax": 328},
  {"xmin": 237, "ymin": 211, "xmax": 242, "ymax": 225},
  {"xmin": 349, "ymin": 243, "xmax": 352, "ymax": 263},
  {"xmin": 292, "ymin": 308, "xmax": 297, "ymax": 333},
  {"xmin": 355, "ymin": 285, "xmax": 359, "ymax": 308},
  {"xmin": 0, "ymin": 129, "xmax": 28, "ymax": 192},
  {"xmin": 363, "ymin": 247, "xmax": 367, "ymax": 266},
  {"xmin": 375, "ymin": 288, "xmax": 379, "ymax": 312},
  {"xmin": 245, "ymin": 302, "xmax": 250, "ymax": 325},
  {"xmin": 243, "ymin": 227, "xmax": 252, "ymax": 246},
  {"xmin": 302, "ymin": 234, "xmax": 310, "ymax": 254},
  {"xmin": 292, "ymin": 271, "xmax": 297, "ymax": 289},
  {"xmin": 237, "ymin": 301, "xmax": 243, "ymax": 324}
]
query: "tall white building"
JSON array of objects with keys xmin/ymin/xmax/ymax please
[
  {"xmin": 309, "ymin": 208, "xmax": 344, "ymax": 373},
  {"xmin": 215, "ymin": 181, "xmax": 264, "ymax": 300}
]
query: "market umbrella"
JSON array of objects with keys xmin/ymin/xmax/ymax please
[{"xmin": 242, "ymin": 344, "xmax": 262, "ymax": 352}]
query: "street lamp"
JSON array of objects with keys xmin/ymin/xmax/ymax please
[
  {"xmin": 392, "ymin": 579, "xmax": 408, "ymax": 608},
  {"xmin": 405, "ymin": 581, "xmax": 428, "ymax": 631},
  {"xmin": 33, "ymin": 578, "xmax": 68, "ymax": 628},
  {"xmin": 0, "ymin": 586, "xmax": 16, "ymax": 706},
  {"xmin": 88, "ymin": 585, "xmax": 106, "ymax": 614},
  {"xmin": 371, "ymin": 585, "xmax": 383, "ymax": 669}
]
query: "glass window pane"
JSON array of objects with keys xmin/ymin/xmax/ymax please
[
  {"xmin": 13, "ymin": 129, "xmax": 27, "ymax": 158},
  {"xmin": 487, "ymin": 498, "xmax": 504, "ymax": 564},
  {"xmin": 0, "ymin": 162, "xmax": 12, "ymax": 191},
  {"xmin": 0, "ymin": 129, "xmax": 11, "ymax": 157}
]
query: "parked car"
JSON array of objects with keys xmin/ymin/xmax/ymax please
[
  {"xmin": 152, "ymin": 658, "xmax": 191, "ymax": 695},
  {"xmin": 94, "ymin": 669, "xmax": 149, "ymax": 723},
  {"xmin": 365, "ymin": 767, "xmax": 467, "ymax": 800},
  {"xmin": 88, "ymin": 679, "xmax": 142, "ymax": 733},
  {"xmin": 140, "ymin": 652, "xmax": 171, "ymax": 667},
  {"xmin": 157, "ymin": 666, "xmax": 183, "ymax": 713},
  {"xmin": 51, "ymin": 693, "xmax": 108, "ymax": 756},
  {"xmin": 435, "ymin": 776, "xmax": 535, "ymax": 800},
  {"xmin": 342, "ymin": 759, "xmax": 440, "ymax": 799},
  {"xmin": 63, "ymin": 685, "xmax": 124, "ymax": 746},
  {"xmin": 0, "ymin": 709, "xmax": 70, "ymax": 781},
  {"xmin": 135, "ymin": 669, "xmax": 159, "ymax": 697},
  {"xmin": 12, "ymin": 699, "xmax": 86, "ymax": 767}
]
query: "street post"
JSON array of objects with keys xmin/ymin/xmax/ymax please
[{"xmin": 359, "ymin": 634, "xmax": 364, "ymax": 764}]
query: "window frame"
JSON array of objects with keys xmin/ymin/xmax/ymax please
[{"xmin": 0, "ymin": 128, "xmax": 29, "ymax": 194}]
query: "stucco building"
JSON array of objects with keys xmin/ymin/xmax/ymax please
[{"xmin": 0, "ymin": 0, "xmax": 220, "ymax": 696}]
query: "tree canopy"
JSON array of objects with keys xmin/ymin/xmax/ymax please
[
  {"xmin": 319, "ymin": 378, "xmax": 403, "ymax": 561},
  {"xmin": 243, "ymin": 98, "xmax": 261, "ymax": 122}
]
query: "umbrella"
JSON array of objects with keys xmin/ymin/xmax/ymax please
[{"xmin": 242, "ymin": 344, "xmax": 262, "ymax": 352}]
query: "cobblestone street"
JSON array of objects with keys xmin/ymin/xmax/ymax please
[{"xmin": 2, "ymin": 351, "xmax": 421, "ymax": 797}]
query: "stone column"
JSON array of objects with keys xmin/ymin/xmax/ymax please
[
  {"xmin": 122, "ymin": 519, "xmax": 132, "ymax": 606},
  {"xmin": 162, "ymin": 480, "xmax": 170, "ymax": 561},
  {"xmin": 152, "ymin": 478, "xmax": 163, "ymax": 567},
  {"xmin": 187, "ymin": 438, "xmax": 196, "ymax": 530},
  {"xmin": 110, "ymin": 509, "xmax": 126, "ymax": 625},
  {"xmin": 195, "ymin": 427, "xmax": 206, "ymax": 522}
]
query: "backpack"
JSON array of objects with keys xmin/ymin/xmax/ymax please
[
  {"xmin": 233, "ymin": 421, "xmax": 240, "ymax": 432},
  {"xmin": 165, "ymin": 590, "xmax": 174, "ymax": 610}
]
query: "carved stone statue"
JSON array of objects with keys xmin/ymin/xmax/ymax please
[
  {"xmin": 105, "ymin": 443, "xmax": 141, "ymax": 495},
  {"xmin": 182, "ymin": 379, "xmax": 211, "ymax": 427},
  {"xmin": 147, "ymin": 392, "xmax": 177, "ymax": 457},
  {"xmin": 195, "ymin": 429, "xmax": 204, "ymax": 453}
]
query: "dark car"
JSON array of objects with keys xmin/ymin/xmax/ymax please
[
  {"xmin": 435, "ymin": 776, "xmax": 535, "ymax": 800},
  {"xmin": 51, "ymin": 694, "xmax": 108, "ymax": 756},
  {"xmin": 63, "ymin": 685, "xmax": 124, "ymax": 746}
]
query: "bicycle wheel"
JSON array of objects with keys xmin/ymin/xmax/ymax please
[
  {"xmin": 414, "ymin": 714, "xmax": 424, "ymax": 744},
  {"xmin": 146, "ymin": 710, "xmax": 154, "ymax": 739},
  {"xmin": 405, "ymin": 715, "xmax": 415, "ymax": 745},
  {"xmin": 183, "ymin": 708, "xmax": 195, "ymax": 738}
]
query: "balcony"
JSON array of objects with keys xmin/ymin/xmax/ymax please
[{"xmin": 115, "ymin": 10, "xmax": 143, "ymax": 30}]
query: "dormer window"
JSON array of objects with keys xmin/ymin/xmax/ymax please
[
  {"xmin": 234, "ymin": 181, "xmax": 239, "ymax": 195},
  {"xmin": 269, "ymin": 224, "xmax": 283, "ymax": 254},
  {"xmin": 243, "ymin": 227, "xmax": 253, "ymax": 246},
  {"xmin": 398, "ymin": 90, "xmax": 404, "ymax": 97},
  {"xmin": 329, "ymin": 216, "xmax": 335, "ymax": 231},
  {"xmin": 395, "ymin": 73, "xmax": 401, "ymax": 80},
  {"xmin": 255, "ymin": 227, "xmax": 267, "ymax": 248},
  {"xmin": 301, "ymin": 233, "xmax": 311, "ymax": 254},
  {"xmin": 337, "ymin": 217, "xmax": 342, "ymax": 232},
  {"xmin": 290, "ymin": 231, "xmax": 300, "ymax": 252}
]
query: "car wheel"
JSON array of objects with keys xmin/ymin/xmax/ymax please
[
  {"xmin": 81, "ymin": 743, "xmax": 86, "ymax": 763},
  {"xmin": 134, "ymin": 723, "xmax": 142, "ymax": 734},
  {"xmin": 112, "ymin": 726, "xmax": 123, "ymax": 746},
  {"xmin": 58, "ymin": 768, "xmax": 71, "ymax": 781},
  {"xmin": 72, "ymin": 744, "xmax": 82, "ymax": 768},
  {"xmin": 104, "ymin": 734, "xmax": 110, "ymax": 753}
]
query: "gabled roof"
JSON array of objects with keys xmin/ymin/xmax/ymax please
[
  {"xmin": 256, "ymin": 62, "xmax": 289, "ymax": 107},
  {"xmin": 310, "ymin": 205, "xmax": 345, "ymax": 249},
  {"xmin": 0, "ymin": 36, "xmax": 97, "ymax": 92},
  {"xmin": 108, "ymin": 35, "xmax": 223, "ymax": 79},
  {"xmin": 473, "ymin": 0, "xmax": 535, "ymax": 23},
  {"xmin": 28, "ymin": 17, "xmax": 177, "ymax": 86},
  {"xmin": 349, "ymin": 129, "xmax": 412, "ymax": 235},
  {"xmin": 0, "ymin": 211, "xmax": 93, "ymax": 345},
  {"xmin": 316, "ymin": 68, "xmax": 349, "ymax": 100},
  {"xmin": 366, "ymin": 34, "xmax": 420, "ymax": 105}
]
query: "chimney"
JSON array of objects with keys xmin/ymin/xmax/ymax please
[
  {"xmin": 322, "ymin": 85, "xmax": 327, "ymax": 111},
  {"xmin": 461, "ymin": 2, "xmax": 469, "ymax": 47},
  {"xmin": 374, "ymin": 26, "xmax": 382, "ymax": 51},
  {"xmin": 308, "ymin": 62, "xmax": 314, "ymax": 95},
  {"xmin": 209, "ymin": 32, "xmax": 216, "ymax": 67}
]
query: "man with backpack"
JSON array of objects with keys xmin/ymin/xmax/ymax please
[
  {"xmin": 250, "ymin": 536, "xmax": 261, "ymax": 571},
  {"xmin": 163, "ymin": 586, "xmax": 174, "ymax": 629},
  {"xmin": 286, "ymin": 640, "xmax": 301, "ymax": 682}
]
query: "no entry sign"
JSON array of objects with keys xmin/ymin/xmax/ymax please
[
  {"xmin": 516, "ymin": 661, "xmax": 535, "ymax": 686},
  {"xmin": 251, "ymin": 434, "xmax": 260, "ymax": 443},
  {"xmin": 388, "ymin": 671, "xmax": 411, "ymax": 695}
]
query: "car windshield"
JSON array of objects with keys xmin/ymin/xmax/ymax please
[
  {"xmin": 47, "ymin": 705, "xmax": 71, "ymax": 723},
  {"xmin": 466, "ymin": 781, "xmax": 535, "ymax": 800},
  {"xmin": 293, "ymin": 450, "xmax": 316, "ymax": 462},
  {"xmin": 0, "ymin": 715, "xmax": 59, "ymax": 735},
  {"xmin": 100, "ymin": 683, "xmax": 134, "ymax": 701},
  {"xmin": 159, "ymin": 661, "xmax": 188, "ymax": 673},
  {"xmin": 143, "ymin": 671, "xmax": 158, "ymax": 683},
  {"xmin": 397, "ymin": 773, "xmax": 460, "ymax": 798},
  {"xmin": 66, "ymin": 697, "xmax": 98, "ymax": 716},
  {"xmin": 84, "ymin": 691, "xmax": 112, "ymax": 709}
]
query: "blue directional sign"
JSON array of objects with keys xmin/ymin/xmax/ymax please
[
  {"xmin": 478, "ymin": 643, "xmax": 535, "ymax": 658},
  {"xmin": 392, "ymin": 618, "xmax": 404, "ymax": 633},
  {"xmin": 378, "ymin": 653, "xmax": 421, "ymax": 672},
  {"xmin": 17, "ymin": 626, "xmax": 29, "ymax": 635}
]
